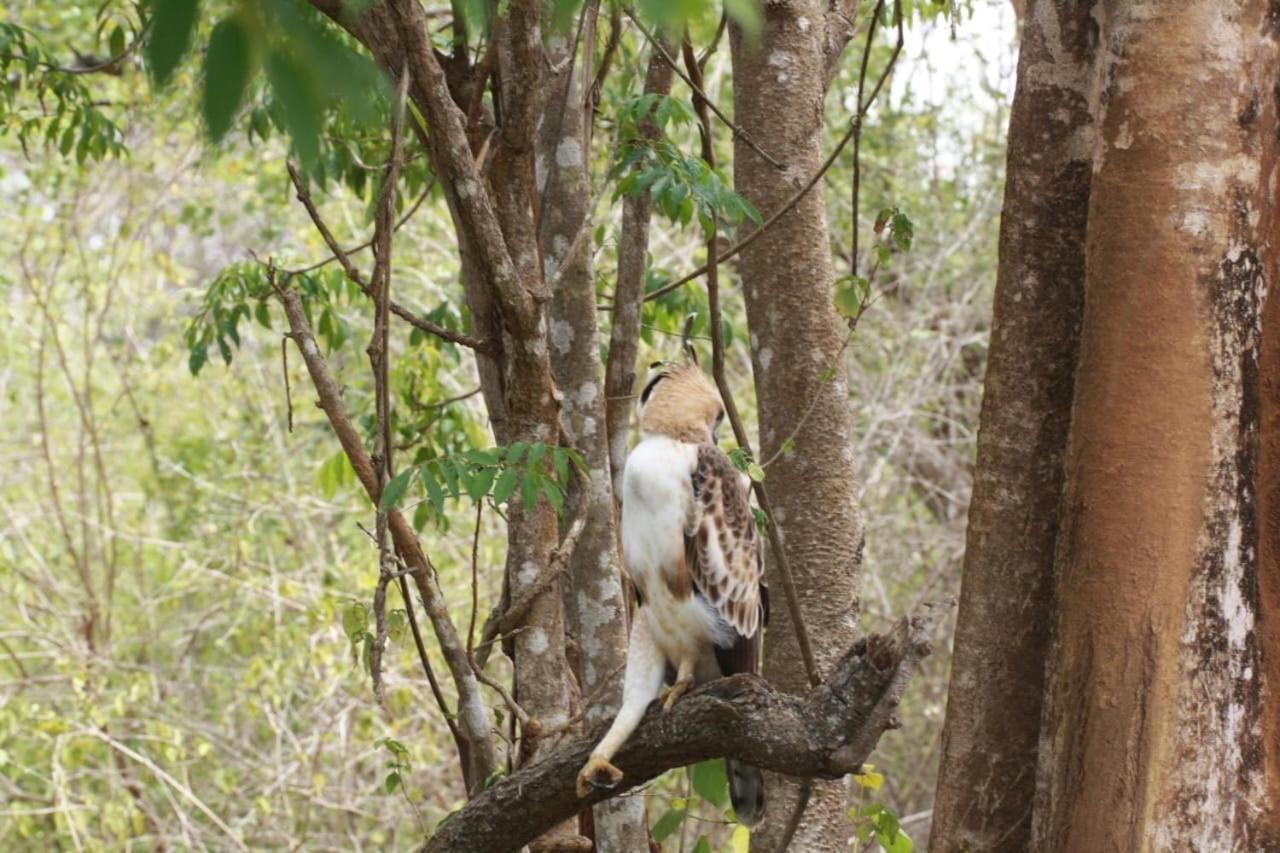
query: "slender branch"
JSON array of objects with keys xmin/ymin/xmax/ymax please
[
  {"xmin": 603, "ymin": 32, "xmax": 675, "ymax": 497},
  {"xmin": 396, "ymin": 570, "xmax": 471, "ymax": 788},
  {"xmin": 285, "ymin": 163, "xmax": 491, "ymax": 352},
  {"xmin": 623, "ymin": 8, "xmax": 783, "ymax": 169},
  {"xmin": 281, "ymin": 179, "xmax": 432, "ymax": 276},
  {"xmin": 280, "ymin": 337, "xmax": 294, "ymax": 432},
  {"xmin": 468, "ymin": 500, "xmax": 483, "ymax": 656},
  {"xmin": 369, "ymin": 65, "xmax": 409, "ymax": 708},
  {"xmin": 684, "ymin": 40, "xmax": 820, "ymax": 688},
  {"xmin": 852, "ymin": 0, "xmax": 904, "ymax": 275},
  {"xmin": 588, "ymin": 2, "xmax": 622, "ymax": 111},
  {"xmin": 424, "ymin": 608, "xmax": 942, "ymax": 853},
  {"xmin": 640, "ymin": 122, "xmax": 852, "ymax": 303}
]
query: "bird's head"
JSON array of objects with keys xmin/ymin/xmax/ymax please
[{"xmin": 637, "ymin": 355, "xmax": 725, "ymax": 444}]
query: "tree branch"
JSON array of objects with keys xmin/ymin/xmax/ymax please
[
  {"xmin": 275, "ymin": 281, "xmax": 500, "ymax": 790},
  {"xmin": 425, "ymin": 607, "xmax": 942, "ymax": 852},
  {"xmin": 285, "ymin": 163, "xmax": 491, "ymax": 353}
]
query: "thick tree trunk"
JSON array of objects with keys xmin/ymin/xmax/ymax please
[
  {"xmin": 929, "ymin": 1, "xmax": 1095, "ymax": 849},
  {"xmin": 539, "ymin": 16, "xmax": 647, "ymax": 851},
  {"xmin": 730, "ymin": 5, "xmax": 863, "ymax": 847},
  {"xmin": 1032, "ymin": 3, "xmax": 1279, "ymax": 848}
]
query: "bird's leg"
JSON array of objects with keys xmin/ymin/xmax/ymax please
[
  {"xmin": 661, "ymin": 657, "xmax": 696, "ymax": 711},
  {"xmin": 576, "ymin": 611, "xmax": 665, "ymax": 798}
]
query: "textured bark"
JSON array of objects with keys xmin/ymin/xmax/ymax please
[
  {"xmin": 1258, "ymin": 96, "xmax": 1280, "ymax": 839},
  {"xmin": 1031, "ymin": 3, "xmax": 1280, "ymax": 849},
  {"xmin": 929, "ymin": 2, "xmax": 1095, "ymax": 849},
  {"xmin": 425, "ymin": 612, "xmax": 937, "ymax": 853},
  {"xmin": 730, "ymin": 4, "xmax": 864, "ymax": 847},
  {"xmin": 538, "ymin": 13, "xmax": 647, "ymax": 850},
  {"xmin": 603, "ymin": 42, "xmax": 675, "ymax": 499}
]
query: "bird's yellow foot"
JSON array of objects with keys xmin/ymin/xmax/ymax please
[
  {"xmin": 576, "ymin": 755, "xmax": 623, "ymax": 798},
  {"xmin": 661, "ymin": 676, "xmax": 694, "ymax": 711}
]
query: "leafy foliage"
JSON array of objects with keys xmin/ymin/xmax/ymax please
[
  {"xmin": 144, "ymin": 0, "xmax": 199, "ymax": 88},
  {"xmin": 610, "ymin": 93, "xmax": 761, "ymax": 233},
  {"xmin": 381, "ymin": 442, "xmax": 585, "ymax": 523},
  {"xmin": 0, "ymin": 22, "xmax": 128, "ymax": 162},
  {"xmin": 146, "ymin": 0, "xmax": 386, "ymax": 167}
]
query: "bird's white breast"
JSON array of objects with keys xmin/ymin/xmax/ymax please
[{"xmin": 621, "ymin": 436, "xmax": 730, "ymax": 665}]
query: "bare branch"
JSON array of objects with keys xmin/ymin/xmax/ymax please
[{"xmin": 369, "ymin": 64, "xmax": 410, "ymax": 708}]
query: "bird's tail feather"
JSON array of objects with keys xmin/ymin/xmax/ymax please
[{"xmin": 727, "ymin": 759, "xmax": 765, "ymax": 827}]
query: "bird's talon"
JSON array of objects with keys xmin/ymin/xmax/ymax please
[
  {"xmin": 576, "ymin": 756, "xmax": 623, "ymax": 798},
  {"xmin": 661, "ymin": 677, "xmax": 694, "ymax": 711}
]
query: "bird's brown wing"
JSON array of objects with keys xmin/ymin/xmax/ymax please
[{"xmin": 687, "ymin": 443, "xmax": 766, "ymax": 675}]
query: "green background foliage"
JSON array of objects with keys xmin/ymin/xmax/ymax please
[{"xmin": 0, "ymin": 0, "xmax": 1010, "ymax": 847}]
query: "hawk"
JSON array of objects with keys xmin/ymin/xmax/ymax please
[{"xmin": 576, "ymin": 356, "xmax": 767, "ymax": 826}]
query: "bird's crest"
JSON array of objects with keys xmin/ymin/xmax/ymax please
[{"xmin": 639, "ymin": 327, "xmax": 723, "ymax": 443}]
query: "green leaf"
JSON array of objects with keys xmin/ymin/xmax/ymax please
[
  {"xmin": 422, "ymin": 466, "xmax": 445, "ymax": 512},
  {"xmin": 494, "ymin": 467, "xmax": 519, "ymax": 504},
  {"xmin": 540, "ymin": 479, "xmax": 564, "ymax": 513},
  {"xmin": 341, "ymin": 603, "xmax": 365, "ymax": 638},
  {"xmin": 884, "ymin": 828, "xmax": 914, "ymax": 853},
  {"xmin": 520, "ymin": 473, "xmax": 538, "ymax": 512},
  {"xmin": 651, "ymin": 808, "xmax": 687, "ymax": 842},
  {"xmin": 505, "ymin": 441, "xmax": 528, "ymax": 465},
  {"xmin": 379, "ymin": 469, "xmax": 414, "ymax": 510},
  {"xmin": 526, "ymin": 442, "xmax": 546, "ymax": 470},
  {"xmin": 552, "ymin": 448, "xmax": 569, "ymax": 483},
  {"xmin": 438, "ymin": 459, "xmax": 461, "ymax": 499},
  {"xmin": 746, "ymin": 462, "xmax": 766, "ymax": 483},
  {"xmin": 466, "ymin": 466, "xmax": 496, "ymax": 501},
  {"xmin": 145, "ymin": 0, "xmax": 200, "ymax": 88},
  {"xmin": 691, "ymin": 839, "xmax": 712, "ymax": 853},
  {"xmin": 187, "ymin": 342, "xmax": 208, "ymax": 375},
  {"xmin": 202, "ymin": 17, "xmax": 253, "ymax": 143},
  {"xmin": 384, "ymin": 771, "xmax": 400, "ymax": 794},
  {"xmin": 266, "ymin": 48, "xmax": 322, "ymax": 167},
  {"xmin": 691, "ymin": 759, "xmax": 729, "ymax": 808},
  {"xmin": 109, "ymin": 26, "xmax": 126, "ymax": 59}
]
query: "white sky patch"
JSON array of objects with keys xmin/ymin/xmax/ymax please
[{"xmin": 874, "ymin": 1, "xmax": 1018, "ymax": 181}]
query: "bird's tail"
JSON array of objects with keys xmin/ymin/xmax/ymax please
[{"xmin": 727, "ymin": 759, "xmax": 765, "ymax": 827}]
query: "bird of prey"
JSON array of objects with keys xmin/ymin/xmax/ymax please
[{"xmin": 576, "ymin": 354, "xmax": 767, "ymax": 826}]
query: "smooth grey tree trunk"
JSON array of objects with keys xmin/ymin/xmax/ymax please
[{"xmin": 539, "ymin": 14, "xmax": 647, "ymax": 850}]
